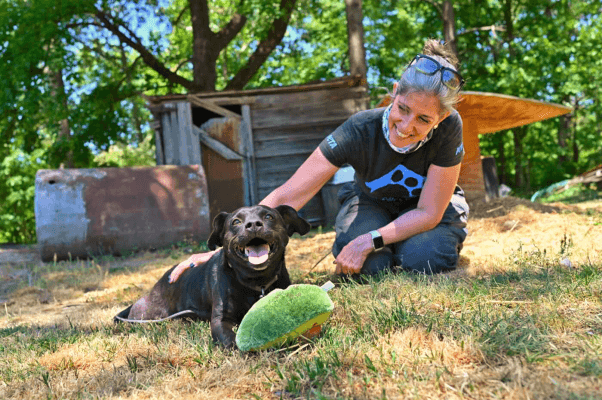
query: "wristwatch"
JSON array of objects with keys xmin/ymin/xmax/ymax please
[{"xmin": 369, "ymin": 230, "xmax": 384, "ymax": 250}]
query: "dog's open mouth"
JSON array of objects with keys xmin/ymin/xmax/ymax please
[{"xmin": 239, "ymin": 237, "xmax": 274, "ymax": 265}]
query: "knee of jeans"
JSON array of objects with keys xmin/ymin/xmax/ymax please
[
  {"xmin": 396, "ymin": 235, "xmax": 459, "ymax": 275},
  {"xmin": 398, "ymin": 252, "xmax": 457, "ymax": 274},
  {"xmin": 359, "ymin": 249, "xmax": 394, "ymax": 276}
]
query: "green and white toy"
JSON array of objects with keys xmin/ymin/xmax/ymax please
[{"xmin": 235, "ymin": 282, "xmax": 335, "ymax": 352}]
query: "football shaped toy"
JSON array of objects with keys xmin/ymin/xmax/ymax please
[{"xmin": 235, "ymin": 282, "xmax": 335, "ymax": 351}]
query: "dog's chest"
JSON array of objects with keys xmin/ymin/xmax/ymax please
[{"xmin": 243, "ymin": 293, "xmax": 263, "ymax": 309}]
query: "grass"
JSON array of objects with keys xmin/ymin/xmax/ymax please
[{"xmin": 1, "ymin": 202, "xmax": 601, "ymax": 399}]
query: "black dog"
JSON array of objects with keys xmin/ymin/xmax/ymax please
[{"xmin": 114, "ymin": 205, "xmax": 310, "ymax": 348}]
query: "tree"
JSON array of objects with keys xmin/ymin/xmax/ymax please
[
  {"xmin": 461, "ymin": 0, "xmax": 602, "ymax": 190},
  {"xmin": 0, "ymin": 0, "xmax": 305, "ymax": 244}
]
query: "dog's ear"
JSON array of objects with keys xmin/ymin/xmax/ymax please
[
  {"xmin": 275, "ymin": 205, "xmax": 311, "ymax": 237},
  {"xmin": 207, "ymin": 212, "xmax": 229, "ymax": 250}
]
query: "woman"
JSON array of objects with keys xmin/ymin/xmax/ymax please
[{"xmin": 170, "ymin": 39, "xmax": 469, "ymax": 282}]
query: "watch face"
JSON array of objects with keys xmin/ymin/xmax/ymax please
[
  {"xmin": 371, "ymin": 231, "xmax": 384, "ymax": 250},
  {"xmin": 373, "ymin": 236, "xmax": 384, "ymax": 250}
]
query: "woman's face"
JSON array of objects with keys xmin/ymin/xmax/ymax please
[{"xmin": 388, "ymin": 83, "xmax": 450, "ymax": 148}]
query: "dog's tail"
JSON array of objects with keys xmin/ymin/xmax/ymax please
[
  {"xmin": 114, "ymin": 309, "xmax": 198, "ymax": 324},
  {"xmin": 113, "ymin": 305, "xmax": 133, "ymax": 323}
]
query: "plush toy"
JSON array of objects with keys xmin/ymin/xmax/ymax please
[{"xmin": 235, "ymin": 282, "xmax": 335, "ymax": 352}]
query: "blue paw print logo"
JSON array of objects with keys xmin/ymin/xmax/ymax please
[{"xmin": 365, "ymin": 165, "xmax": 425, "ymax": 197}]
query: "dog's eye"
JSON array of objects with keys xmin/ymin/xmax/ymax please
[
  {"xmin": 231, "ymin": 219, "xmax": 242, "ymax": 226},
  {"xmin": 264, "ymin": 214, "xmax": 274, "ymax": 220}
]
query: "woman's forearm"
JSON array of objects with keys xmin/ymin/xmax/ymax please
[
  {"xmin": 259, "ymin": 183, "xmax": 312, "ymax": 210},
  {"xmin": 375, "ymin": 163, "xmax": 460, "ymax": 246},
  {"xmin": 378, "ymin": 208, "xmax": 440, "ymax": 246},
  {"xmin": 259, "ymin": 148, "xmax": 338, "ymax": 210}
]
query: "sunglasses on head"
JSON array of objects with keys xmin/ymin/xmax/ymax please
[{"xmin": 407, "ymin": 54, "xmax": 465, "ymax": 90}]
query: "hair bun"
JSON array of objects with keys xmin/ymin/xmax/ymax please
[{"xmin": 422, "ymin": 39, "xmax": 459, "ymax": 70}]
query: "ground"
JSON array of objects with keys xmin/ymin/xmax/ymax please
[{"xmin": 0, "ymin": 196, "xmax": 601, "ymax": 399}]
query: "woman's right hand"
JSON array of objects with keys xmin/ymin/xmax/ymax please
[{"xmin": 169, "ymin": 250, "xmax": 218, "ymax": 283}]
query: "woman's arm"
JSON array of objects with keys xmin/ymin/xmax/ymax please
[
  {"xmin": 260, "ymin": 147, "xmax": 339, "ymax": 210},
  {"xmin": 380, "ymin": 163, "xmax": 461, "ymax": 242},
  {"xmin": 334, "ymin": 163, "xmax": 461, "ymax": 275}
]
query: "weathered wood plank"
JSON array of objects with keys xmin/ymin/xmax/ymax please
[
  {"xmin": 255, "ymin": 154, "xmax": 312, "ymax": 189},
  {"xmin": 148, "ymin": 75, "xmax": 366, "ymax": 105},
  {"xmin": 161, "ymin": 109, "xmax": 176, "ymax": 165},
  {"xmin": 240, "ymin": 105, "xmax": 258, "ymax": 205},
  {"xmin": 188, "ymin": 95, "xmax": 242, "ymax": 119},
  {"xmin": 193, "ymin": 125, "xmax": 243, "ymax": 160},
  {"xmin": 251, "ymin": 85, "xmax": 367, "ymax": 111},
  {"xmin": 251, "ymin": 98, "xmax": 366, "ymax": 130},
  {"xmin": 181, "ymin": 102, "xmax": 202, "ymax": 164},
  {"xmin": 252, "ymin": 122, "xmax": 339, "ymax": 141},
  {"xmin": 254, "ymin": 137, "xmax": 324, "ymax": 159},
  {"xmin": 177, "ymin": 102, "xmax": 193, "ymax": 164},
  {"xmin": 154, "ymin": 116, "xmax": 165, "ymax": 165},
  {"xmin": 169, "ymin": 106, "xmax": 182, "ymax": 164}
]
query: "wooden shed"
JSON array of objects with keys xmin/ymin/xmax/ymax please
[
  {"xmin": 148, "ymin": 76, "xmax": 369, "ymax": 226},
  {"xmin": 149, "ymin": 77, "xmax": 572, "ymax": 227}
]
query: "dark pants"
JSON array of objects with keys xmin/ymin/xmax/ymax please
[{"xmin": 332, "ymin": 184, "xmax": 469, "ymax": 276}]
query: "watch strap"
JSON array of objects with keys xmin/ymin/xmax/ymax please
[{"xmin": 369, "ymin": 230, "xmax": 384, "ymax": 250}]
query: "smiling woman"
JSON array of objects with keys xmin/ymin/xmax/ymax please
[{"xmin": 171, "ymin": 38, "xmax": 469, "ymax": 282}]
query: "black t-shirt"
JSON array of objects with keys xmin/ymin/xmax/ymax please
[{"xmin": 319, "ymin": 107, "xmax": 464, "ymax": 208}]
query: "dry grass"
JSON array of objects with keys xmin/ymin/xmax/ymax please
[{"xmin": 1, "ymin": 197, "xmax": 601, "ymax": 399}]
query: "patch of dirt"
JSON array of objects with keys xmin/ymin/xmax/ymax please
[
  {"xmin": 0, "ymin": 244, "xmax": 40, "ymax": 265},
  {"xmin": 466, "ymin": 196, "xmax": 581, "ymax": 219}
]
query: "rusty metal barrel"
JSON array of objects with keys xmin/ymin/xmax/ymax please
[{"xmin": 34, "ymin": 165, "xmax": 210, "ymax": 261}]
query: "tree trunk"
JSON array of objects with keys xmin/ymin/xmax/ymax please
[
  {"xmin": 525, "ymin": 157, "xmax": 531, "ymax": 193},
  {"xmin": 497, "ymin": 131, "xmax": 507, "ymax": 185},
  {"xmin": 503, "ymin": 0, "xmax": 515, "ymax": 56},
  {"xmin": 224, "ymin": 0, "xmax": 297, "ymax": 91},
  {"xmin": 47, "ymin": 66, "xmax": 74, "ymax": 168},
  {"xmin": 572, "ymin": 98, "xmax": 579, "ymax": 163},
  {"xmin": 189, "ymin": 0, "xmax": 218, "ymax": 92},
  {"xmin": 344, "ymin": 0, "xmax": 367, "ymax": 81},
  {"xmin": 558, "ymin": 97, "xmax": 571, "ymax": 166},
  {"xmin": 513, "ymin": 126, "xmax": 526, "ymax": 189},
  {"xmin": 441, "ymin": 0, "xmax": 458, "ymax": 60},
  {"xmin": 120, "ymin": 44, "xmax": 145, "ymax": 142}
]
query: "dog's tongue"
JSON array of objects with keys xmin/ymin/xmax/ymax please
[{"xmin": 245, "ymin": 244, "xmax": 269, "ymax": 265}]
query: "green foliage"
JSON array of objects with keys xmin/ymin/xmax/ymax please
[
  {"xmin": 462, "ymin": 0, "xmax": 602, "ymax": 190},
  {"xmin": 1, "ymin": 0, "xmax": 602, "ymax": 243},
  {"xmin": 93, "ymin": 131, "xmax": 156, "ymax": 167},
  {"xmin": 0, "ymin": 144, "xmax": 49, "ymax": 244}
]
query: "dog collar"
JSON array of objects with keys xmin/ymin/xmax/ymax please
[
  {"xmin": 227, "ymin": 261, "xmax": 280, "ymax": 297},
  {"xmin": 253, "ymin": 274, "xmax": 279, "ymax": 298}
]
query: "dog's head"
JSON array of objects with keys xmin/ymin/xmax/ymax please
[{"xmin": 207, "ymin": 205, "xmax": 310, "ymax": 271}]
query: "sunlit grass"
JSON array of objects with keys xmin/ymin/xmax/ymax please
[{"xmin": 1, "ymin": 205, "xmax": 601, "ymax": 399}]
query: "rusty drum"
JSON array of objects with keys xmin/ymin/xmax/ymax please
[{"xmin": 34, "ymin": 165, "xmax": 210, "ymax": 261}]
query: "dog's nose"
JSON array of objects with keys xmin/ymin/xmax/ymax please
[{"xmin": 245, "ymin": 220, "xmax": 263, "ymax": 231}]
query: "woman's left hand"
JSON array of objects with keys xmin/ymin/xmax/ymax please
[{"xmin": 333, "ymin": 233, "xmax": 374, "ymax": 275}]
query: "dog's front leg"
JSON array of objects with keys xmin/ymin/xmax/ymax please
[{"xmin": 210, "ymin": 314, "xmax": 237, "ymax": 348}]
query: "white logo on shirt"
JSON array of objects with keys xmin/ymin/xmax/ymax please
[{"xmin": 326, "ymin": 134, "xmax": 338, "ymax": 149}]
